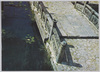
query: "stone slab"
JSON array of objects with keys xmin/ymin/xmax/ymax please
[{"xmin": 43, "ymin": 1, "xmax": 98, "ymax": 37}]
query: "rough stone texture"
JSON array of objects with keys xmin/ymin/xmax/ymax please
[
  {"xmin": 89, "ymin": 1, "xmax": 99, "ymax": 4},
  {"xmin": 48, "ymin": 39, "xmax": 99, "ymax": 71},
  {"xmin": 43, "ymin": 1, "xmax": 98, "ymax": 37},
  {"xmin": 30, "ymin": 1, "xmax": 99, "ymax": 71},
  {"xmin": 65, "ymin": 39, "xmax": 99, "ymax": 71}
]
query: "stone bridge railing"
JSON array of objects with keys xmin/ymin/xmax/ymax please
[
  {"xmin": 74, "ymin": 1, "xmax": 99, "ymax": 29},
  {"xmin": 31, "ymin": 1, "xmax": 67, "ymax": 63}
]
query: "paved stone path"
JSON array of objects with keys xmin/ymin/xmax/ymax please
[
  {"xmin": 64, "ymin": 39, "xmax": 99, "ymax": 71},
  {"xmin": 49, "ymin": 39, "xmax": 99, "ymax": 71},
  {"xmin": 43, "ymin": 1, "xmax": 98, "ymax": 37},
  {"xmin": 42, "ymin": 1, "xmax": 99, "ymax": 71}
]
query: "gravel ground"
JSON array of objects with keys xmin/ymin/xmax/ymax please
[
  {"xmin": 65, "ymin": 39, "xmax": 99, "ymax": 71},
  {"xmin": 50, "ymin": 39, "xmax": 99, "ymax": 71}
]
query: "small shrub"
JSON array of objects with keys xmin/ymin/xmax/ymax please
[
  {"xmin": 25, "ymin": 8, "xmax": 28, "ymax": 10},
  {"xmin": 24, "ymin": 5, "xmax": 26, "ymax": 7},
  {"xmin": 25, "ymin": 34, "xmax": 35, "ymax": 44},
  {"xmin": 2, "ymin": 29, "xmax": 6, "ymax": 35},
  {"xmin": 19, "ymin": 2, "xmax": 22, "ymax": 4}
]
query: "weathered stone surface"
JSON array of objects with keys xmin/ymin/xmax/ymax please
[
  {"xmin": 65, "ymin": 39, "xmax": 99, "ymax": 71},
  {"xmin": 30, "ymin": 1, "xmax": 99, "ymax": 71},
  {"xmin": 48, "ymin": 38, "xmax": 98, "ymax": 71},
  {"xmin": 43, "ymin": 1, "xmax": 98, "ymax": 37},
  {"xmin": 48, "ymin": 39, "xmax": 99, "ymax": 71}
]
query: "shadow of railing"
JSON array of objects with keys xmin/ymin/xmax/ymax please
[
  {"xmin": 32, "ymin": 1, "xmax": 99, "ymax": 68},
  {"xmin": 60, "ymin": 36, "xmax": 99, "ymax": 39},
  {"xmin": 65, "ymin": 44, "xmax": 82, "ymax": 67},
  {"xmin": 59, "ymin": 43, "xmax": 82, "ymax": 67},
  {"xmin": 53, "ymin": 19, "xmax": 85, "ymax": 68}
]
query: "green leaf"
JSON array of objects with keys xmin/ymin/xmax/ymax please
[
  {"xmin": 19, "ymin": 4, "xmax": 21, "ymax": 6},
  {"xmin": 25, "ymin": 8, "xmax": 28, "ymax": 10},
  {"xmin": 19, "ymin": 2, "xmax": 22, "ymax": 3},
  {"xmin": 24, "ymin": 5, "xmax": 26, "ymax": 6},
  {"xmin": 29, "ymin": 42, "xmax": 31, "ymax": 44},
  {"xmin": 29, "ymin": 36, "xmax": 31, "ymax": 38},
  {"xmin": 25, "ymin": 36, "xmax": 28, "ymax": 38},
  {"xmin": 27, "ymin": 34, "xmax": 29, "ymax": 36},
  {"xmin": 32, "ymin": 40, "xmax": 34, "ymax": 42},
  {"xmin": 31, "ymin": 37, "xmax": 34, "ymax": 39}
]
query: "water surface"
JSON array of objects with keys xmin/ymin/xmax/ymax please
[{"xmin": 2, "ymin": 1, "xmax": 53, "ymax": 71}]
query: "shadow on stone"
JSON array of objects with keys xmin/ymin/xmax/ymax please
[
  {"xmin": 54, "ymin": 15, "xmax": 82, "ymax": 68},
  {"xmin": 61, "ymin": 43, "xmax": 82, "ymax": 68}
]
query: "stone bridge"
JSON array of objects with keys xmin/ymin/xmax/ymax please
[{"xmin": 29, "ymin": 1, "xmax": 99, "ymax": 71}]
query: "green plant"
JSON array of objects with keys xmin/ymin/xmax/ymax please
[
  {"xmin": 25, "ymin": 8, "xmax": 28, "ymax": 10},
  {"xmin": 2, "ymin": 29, "xmax": 6, "ymax": 35},
  {"xmin": 31, "ymin": 10, "xmax": 35, "ymax": 21},
  {"xmin": 9, "ymin": 2, "xmax": 14, "ymax": 4},
  {"xmin": 46, "ymin": 39, "xmax": 50, "ymax": 43},
  {"xmin": 25, "ymin": 34, "xmax": 35, "ymax": 44},
  {"xmin": 19, "ymin": 4, "xmax": 21, "ymax": 6},
  {"xmin": 39, "ymin": 45, "xmax": 46, "ymax": 51},
  {"xmin": 28, "ymin": 14, "xmax": 31, "ymax": 17},
  {"xmin": 24, "ymin": 5, "xmax": 26, "ymax": 7},
  {"xmin": 19, "ymin": 2, "xmax": 22, "ymax": 3}
]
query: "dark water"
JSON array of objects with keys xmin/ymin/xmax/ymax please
[
  {"xmin": 2, "ymin": 1, "xmax": 53, "ymax": 71},
  {"xmin": 88, "ymin": 3, "xmax": 98, "ymax": 13}
]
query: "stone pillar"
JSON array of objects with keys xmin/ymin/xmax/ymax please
[
  {"xmin": 74, "ymin": 1, "xmax": 77, "ymax": 8},
  {"xmin": 82, "ymin": 1, "xmax": 87, "ymax": 13}
]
